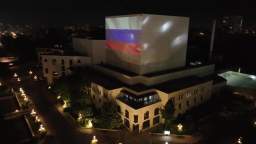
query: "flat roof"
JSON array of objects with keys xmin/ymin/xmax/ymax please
[
  {"xmin": 219, "ymin": 71, "xmax": 256, "ymax": 90},
  {"xmin": 92, "ymin": 67, "xmax": 213, "ymax": 93}
]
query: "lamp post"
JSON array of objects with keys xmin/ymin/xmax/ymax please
[
  {"xmin": 0, "ymin": 82, "xmax": 2, "ymax": 86},
  {"xmin": 13, "ymin": 73, "xmax": 18, "ymax": 78},
  {"xmin": 29, "ymin": 70, "xmax": 33, "ymax": 75},
  {"xmin": 33, "ymin": 75, "xmax": 38, "ymax": 80},
  {"xmin": 17, "ymin": 77, "xmax": 21, "ymax": 82},
  {"xmin": 177, "ymin": 123, "xmax": 183, "ymax": 133}
]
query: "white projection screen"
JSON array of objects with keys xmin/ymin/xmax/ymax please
[{"xmin": 106, "ymin": 14, "xmax": 189, "ymax": 75}]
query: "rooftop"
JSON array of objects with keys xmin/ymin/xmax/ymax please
[{"xmin": 91, "ymin": 67, "xmax": 213, "ymax": 93}]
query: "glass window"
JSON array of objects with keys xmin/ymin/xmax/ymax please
[
  {"xmin": 143, "ymin": 120, "xmax": 150, "ymax": 129},
  {"xmin": 144, "ymin": 111, "xmax": 149, "ymax": 120},
  {"xmin": 44, "ymin": 59, "xmax": 48, "ymax": 62},
  {"xmin": 117, "ymin": 105, "xmax": 121, "ymax": 113},
  {"xmin": 153, "ymin": 116, "xmax": 160, "ymax": 125},
  {"xmin": 125, "ymin": 110, "xmax": 129, "ymax": 119},
  {"xmin": 69, "ymin": 60, "xmax": 73, "ymax": 65},
  {"xmin": 77, "ymin": 59, "xmax": 81, "ymax": 63},
  {"xmin": 124, "ymin": 119, "xmax": 130, "ymax": 128},
  {"xmin": 61, "ymin": 59, "xmax": 64, "ymax": 65},
  {"xmin": 154, "ymin": 108, "xmax": 159, "ymax": 115},
  {"xmin": 186, "ymin": 101, "xmax": 190, "ymax": 107},
  {"xmin": 179, "ymin": 103, "xmax": 182, "ymax": 110},
  {"xmin": 134, "ymin": 115, "xmax": 138, "ymax": 123}
]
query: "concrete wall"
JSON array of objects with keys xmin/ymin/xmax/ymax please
[{"xmin": 72, "ymin": 38, "xmax": 106, "ymax": 64}]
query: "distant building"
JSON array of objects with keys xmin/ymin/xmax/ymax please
[{"xmin": 38, "ymin": 38, "xmax": 105, "ymax": 84}]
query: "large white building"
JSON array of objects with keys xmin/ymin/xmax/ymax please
[{"xmin": 89, "ymin": 14, "xmax": 226, "ymax": 132}]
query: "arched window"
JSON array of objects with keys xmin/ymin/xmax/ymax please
[
  {"xmin": 125, "ymin": 110, "xmax": 129, "ymax": 118},
  {"xmin": 144, "ymin": 111, "xmax": 149, "ymax": 120},
  {"xmin": 154, "ymin": 108, "xmax": 160, "ymax": 116}
]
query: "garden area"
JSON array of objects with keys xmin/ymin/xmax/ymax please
[{"xmin": 52, "ymin": 67, "xmax": 123, "ymax": 129}]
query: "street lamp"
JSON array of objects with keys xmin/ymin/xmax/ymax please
[
  {"xmin": 86, "ymin": 119, "xmax": 93, "ymax": 128},
  {"xmin": 237, "ymin": 137, "xmax": 242, "ymax": 144},
  {"xmin": 57, "ymin": 95, "xmax": 61, "ymax": 100},
  {"xmin": 23, "ymin": 96, "xmax": 28, "ymax": 102},
  {"xmin": 0, "ymin": 82, "xmax": 2, "ymax": 86},
  {"xmin": 91, "ymin": 135, "xmax": 98, "ymax": 144},
  {"xmin": 38, "ymin": 124, "xmax": 46, "ymax": 133},
  {"xmin": 48, "ymin": 86, "xmax": 51, "ymax": 89},
  {"xmin": 17, "ymin": 77, "xmax": 21, "ymax": 82},
  {"xmin": 35, "ymin": 116, "xmax": 41, "ymax": 122},
  {"xmin": 33, "ymin": 75, "xmax": 38, "ymax": 80},
  {"xmin": 77, "ymin": 113, "xmax": 83, "ymax": 122},
  {"xmin": 29, "ymin": 70, "xmax": 33, "ymax": 75},
  {"xmin": 13, "ymin": 73, "xmax": 18, "ymax": 78},
  {"xmin": 31, "ymin": 109, "xmax": 36, "ymax": 116},
  {"xmin": 177, "ymin": 123, "xmax": 183, "ymax": 133}
]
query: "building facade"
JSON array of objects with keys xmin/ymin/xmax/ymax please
[{"xmin": 41, "ymin": 55, "xmax": 91, "ymax": 84}]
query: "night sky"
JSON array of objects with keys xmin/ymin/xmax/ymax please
[{"xmin": 0, "ymin": 0, "xmax": 255, "ymax": 26}]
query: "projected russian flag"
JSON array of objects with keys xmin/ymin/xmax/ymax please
[{"xmin": 106, "ymin": 28, "xmax": 141, "ymax": 56}]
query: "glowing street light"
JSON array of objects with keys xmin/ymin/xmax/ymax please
[
  {"xmin": 13, "ymin": 73, "xmax": 18, "ymax": 78},
  {"xmin": 38, "ymin": 124, "xmax": 46, "ymax": 133},
  {"xmin": 177, "ymin": 123, "xmax": 183, "ymax": 132},
  {"xmin": 62, "ymin": 100, "xmax": 69, "ymax": 108},
  {"xmin": 35, "ymin": 116, "xmax": 41, "ymax": 122},
  {"xmin": 0, "ymin": 82, "xmax": 2, "ymax": 86},
  {"xmin": 33, "ymin": 75, "xmax": 38, "ymax": 80},
  {"xmin": 29, "ymin": 70, "xmax": 33, "ymax": 75},
  {"xmin": 14, "ymin": 109, "xmax": 19, "ymax": 113},
  {"xmin": 86, "ymin": 119, "xmax": 93, "ymax": 128},
  {"xmin": 91, "ymin": 135, "xmax": 98, "ymax": 144},
  {"xmin": 57, "ymin": 95, "xmax": 61, "ymax": 100},
  {"xmin": 77, "ymin": 113, "xmax": 83, "ymax": 122},
  {"xmin": 237, "ymin": 137, "xmax": 242, "ymax": 144},
  {"xmin": 23, "ymin": 96, "xmax": 28, "ymax": 102},
  {"xmin": 48, "ymin": 86, "xmax": 51, "ymax": 89},
  {"xmin": 31, "ymin": 109, "xmax": 36, "ymax": 116},
  {"xmin": 17, "ymin": 77, "xmax": 21, "ymax": 82}
]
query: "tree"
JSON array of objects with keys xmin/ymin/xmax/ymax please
[
  {"xmin": 161, "ymin": 99, "xmax": 175, "ymax": 129},
  {"xmin": 95, "ymin": 101, "xmax": 123, "ymax": 129}
]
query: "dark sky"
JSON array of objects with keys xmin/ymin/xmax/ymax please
[{"xmin": 0, "ymin": 0, "xmax": 254, "ymax": 25}]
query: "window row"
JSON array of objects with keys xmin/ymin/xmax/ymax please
[
  {"xmin": 124, "ymin": 108, "xmax": 160, "ymax": 123},
  {"xmin": 44, "ymin": 58, "xmax": 81, "ymax": 65}
]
